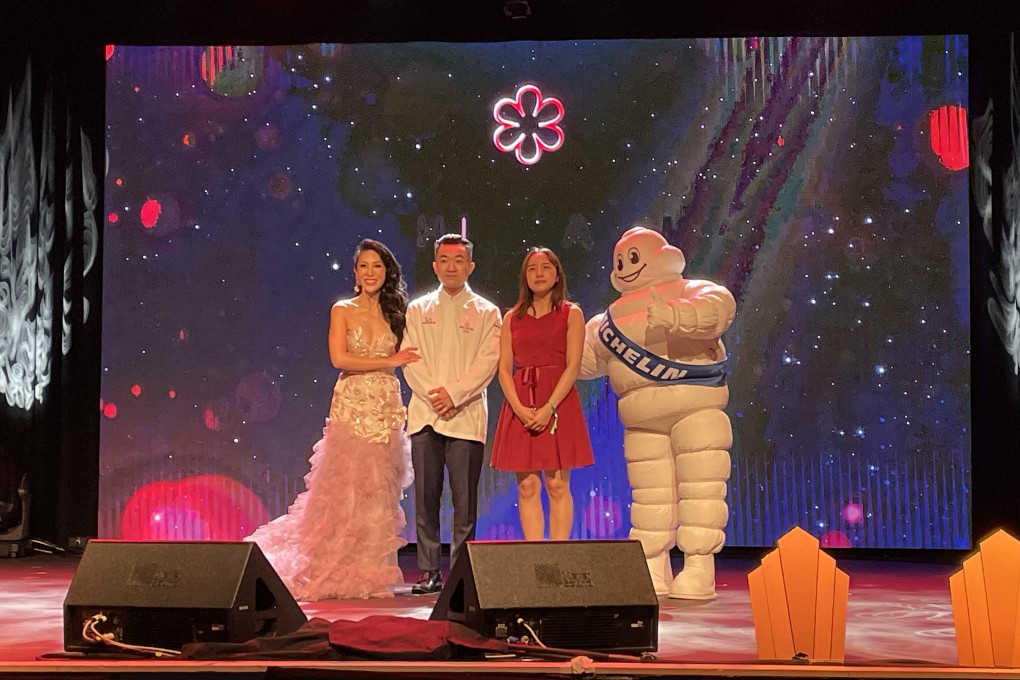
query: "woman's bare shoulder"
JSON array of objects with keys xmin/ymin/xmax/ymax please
[
  {"xmin": 564, "ymin": 300, "xmax": 584, "ymax": 315},
  {"xmin": 331, "ymin": 299, "xmax": 357, "ymax": 315}
]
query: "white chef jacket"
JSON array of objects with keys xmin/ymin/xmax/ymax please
[{"xmin": 402, "ymin": 284, "xmax": 501, "ymax": 443}]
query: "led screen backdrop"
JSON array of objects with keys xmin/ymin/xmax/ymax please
[{"xmin": 101, "ymin": 37, "xmax": 971, "ymax": 548}]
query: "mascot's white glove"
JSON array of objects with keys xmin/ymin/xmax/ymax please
[
  {"xmin": 646, "ymin": 288, "xmax": 674, "ymax": 329},
  {"xmin": 647, "ymin": 287, "xmax": 700, "ymax": 332}
]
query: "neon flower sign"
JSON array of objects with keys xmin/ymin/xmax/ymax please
[{"xmin": 492, "ymin": 84, "xmax": 564, "ymax": 166}]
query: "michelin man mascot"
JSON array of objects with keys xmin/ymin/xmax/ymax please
[{"xmin": 580, "ymin": 227, "xmax": 735, "ymax": 600}]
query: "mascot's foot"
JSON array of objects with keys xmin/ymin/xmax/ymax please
[
  {"xmin": 646, "ymin": 552, "xmax": 673, "ymax": 597},
  {"xmin": 669, "ymin": 553, "xmax": 717, "ymax": 600}
]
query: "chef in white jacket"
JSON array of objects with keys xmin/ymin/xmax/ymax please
[{"xmin": 402, "ymin": 233, "xmax": 501, "ymax": 595}]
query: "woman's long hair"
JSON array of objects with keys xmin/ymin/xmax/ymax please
[
  {"xmin": 510, "ymin": 247, "xmax": 568, "ymax": 320},
  {"xmin": 353, "ymin": 239, "xmax": 409, "ymax": 346}
]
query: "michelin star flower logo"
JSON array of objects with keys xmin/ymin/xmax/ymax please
[{"xmin": 492, "ymin": 84, "xmax": 564, "ymax": 166}]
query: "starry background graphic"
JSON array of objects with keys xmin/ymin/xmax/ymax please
[{"xmin": 100, "ymin": 36, "xmax": 970, "ymax": 548}]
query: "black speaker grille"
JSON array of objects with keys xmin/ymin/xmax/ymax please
[
  {"xmin": 534, "ymin": 609, "xmax": 652, "ymax": 650},
  {"xmin": 121, "ymin": 609, "xmax": 199, "ymax": 649},
  {"xmin": 540, "ymin": 610, "xmax": 616, "ymax": 647}
]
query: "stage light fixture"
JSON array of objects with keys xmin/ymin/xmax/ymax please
[
  {"xmin": 0, "ymin": 475, "xmax": 32, "ymax": 558},
  {"xmin": 503, "ymin": 0, "xmax": 531, "ymax": 19}
]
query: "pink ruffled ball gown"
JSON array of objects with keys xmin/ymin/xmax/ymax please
[{"xmin": 247, "ymin": 327, "xmax": 413, "ymax": 600}]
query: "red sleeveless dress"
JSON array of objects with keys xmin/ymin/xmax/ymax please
[{"xmin": 490, "ymin": 303, "xmax": 595, "ymax": 472}]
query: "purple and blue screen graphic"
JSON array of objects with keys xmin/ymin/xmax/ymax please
[{"xmin": 100, "ymin": 37, "xmax": 971, "ymax": 548}]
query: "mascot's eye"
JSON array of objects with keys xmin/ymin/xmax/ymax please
[
  {"xmin": 628, "ymin": 248, "xmax": 640, "ymax": 265},
  {"xmin": 616, "ymin": 256, "xmax": 624, "ymax": 271}
]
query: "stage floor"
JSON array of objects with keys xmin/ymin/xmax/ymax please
[{"xmin": 1, "ymin": 551, "xmax": 1008, "ymax": 678}]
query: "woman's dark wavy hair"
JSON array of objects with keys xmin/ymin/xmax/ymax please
[{"xmin": 353, "ymin": 239, "xmax": 409, "ymax": 346}]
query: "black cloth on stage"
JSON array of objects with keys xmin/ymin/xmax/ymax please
[{"xmin": 180, "ymin": 615, "xmax": 506, "ymax": 661}]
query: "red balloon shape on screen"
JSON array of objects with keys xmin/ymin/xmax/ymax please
[
  {"xmin": 820, "ymin": 530, "xmax": 851, "ymax": 547},
  {"xmin": 120, "ymin": 474, "xmax": 269, "ymax": 541},
  {"xmin": 928, "ymin": 104, "xmax": 968, "ymax": 171},
  {"xmin": 204, "ymin": 406, "xmax": 221, "ymax": 431},
  {"xmin": 140, "ymin": 198, "xmax": 162, "ymax": 228}
]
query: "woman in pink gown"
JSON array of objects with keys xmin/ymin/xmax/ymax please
[{"xmin": 247, "ymin": 239, "xmax": 420, "ymax": 600}]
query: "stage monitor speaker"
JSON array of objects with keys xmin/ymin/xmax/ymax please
[
  {"xmin": 430, "ymin": 539, "xmax": 658, "ymax": 653},
  {"xmin": 63, "ymin": 541, "xmax": 307, "ymax": 653}
]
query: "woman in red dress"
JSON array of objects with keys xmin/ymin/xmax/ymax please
[{"xmin": 490, "ymin": 247, "xmax": 594, "ymax": 540}]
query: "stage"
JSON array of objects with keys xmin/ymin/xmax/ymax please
[{"xmin": 3, "ymin": 551, "xmax": 1016, "ymax": 679}]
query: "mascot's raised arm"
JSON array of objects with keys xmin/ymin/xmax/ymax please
[{"xmin": 580, "ymin": 227, "xmax": 735, "ymax": 600}]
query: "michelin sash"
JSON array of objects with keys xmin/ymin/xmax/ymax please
[{"xmin": 598, "ymin": 307, "xmax": 727, "ymax": 386}]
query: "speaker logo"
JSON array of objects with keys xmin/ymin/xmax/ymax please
[
  {"xmin": 534, "ymin": 563, "xmax": 594, "ymax": 588},
  {"xmin": 127, "ymin": 562, "xmax": 181, "ymax": 587}
]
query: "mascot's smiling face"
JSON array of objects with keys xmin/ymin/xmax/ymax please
[{"xmin": 611, "ymin": 227, "xmax": 687, "ymax": 293}]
